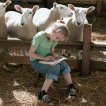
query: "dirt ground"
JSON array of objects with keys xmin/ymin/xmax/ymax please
[{"xmin": 0, "ymin": 17, "xmax": 106, "ymax": 106}]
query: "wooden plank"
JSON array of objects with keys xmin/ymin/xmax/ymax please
[
  {"xmin": 0, "ymin": 55, "xmax": 30, "ymax": 64},
  {"xmin": 0, "ymin": 39, "xmax": 82, "ymax": 50},
  {"xmin": 68, "ymin": 59, "xmax": 106, "ymax": 70},
  {"xmin": 0, "ymin": 40, "xmax": 31, "ymax": 48},
  {"xmin": 91, "ymin": 43, "xmax": 106, "ymax": 51},
  {"xmin": 21, "ymin": 0, "xmax": 45, "ymax": 3},
  {"xmin": 82, "ymin": 24, "xmax": 92, "ymax": 76},
  {"xmin": 97, "ymin": 0, "xmax": 102, "ymax": 15},
  {"xmin": 0, "ymin": 40, "xmax": 106, "ymax": 51},
  {"xmin": 6, "ymin": 0, "xmax": 46, "ymax": 11},
  {"xmin": 0, "ymin": 39, "xmax": 106, "ymax": 51},
  {"xmin": 103, "ymin": 0, "xmax": 106, "ymax": 4},
  {"xmin": 0, "ymin": 54, "xmax": 106, "ymax": 70},
  {"xmin": 56, "ymin": 42, "xmax": 82, "ymax": 50},
  {"xmin": 90, "ymin": 60, "xmax": 106, "ymax": 70},
  {"xmin": 58, "ymin": 0, "xmax": 97, "ymax": 4}
]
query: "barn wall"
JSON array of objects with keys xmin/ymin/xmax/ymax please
[{"xmin": 2, "ymin": 0, "xmax": 106, "ymax": 16}]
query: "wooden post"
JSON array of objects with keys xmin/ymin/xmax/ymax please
[
  {"xmin": 81, "ymin": 24, "xmax": 92, "ymax": 76},
  {"xmin": 97, "ymin": 0, "xmax": 102, "ymax": 16}
]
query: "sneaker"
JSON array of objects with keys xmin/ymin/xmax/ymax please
[
  {"xmin": 38, "ymin": 90, "xmax": 51, "ymax": 102},
  {"xmin": 68, "ymin": 85, "xmax": 77, "ymax": 98}
]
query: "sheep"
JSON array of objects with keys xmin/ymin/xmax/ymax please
[
  {"xmin": 33, "ymin": 2, "xmax": 73, "ymax": 31},
  {"xmin": 5, "ymin": 5, "xmax": 39, "ymax": 40},
  {"xmin": 0, "ymin": 0, "xmax": 12, "ymax": 54},
  {"xmin": 61, "ymin": 4, "xmax": 95, "ymax": 58},
  {"xmin": 63, "ymin": 4, "xmax": 95, "ymax": 42}
]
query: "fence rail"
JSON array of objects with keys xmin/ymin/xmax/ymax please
[{"xmin": 0, "ymin": 24, "xmax": 106, "ymax": 76}]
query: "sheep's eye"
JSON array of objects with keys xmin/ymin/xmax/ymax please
[
  {"xmin": 29, "ymin": 12, "xmax": 32, "ymax": 14},
  {"xmin": 3, "ymin": 5, "xmax": 5, "ymax": 8},
  {"xmin": 60, "ymin": 6, "xmax": 64, "ymax": 9},
  {"xmin": 85, "ymin": 12, "xmax": 87, "ymax": 14}
]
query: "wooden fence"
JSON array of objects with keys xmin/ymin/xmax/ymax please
[{"xmin": 0, "ymin": 24, "xmax": 106, "ymax": 76}]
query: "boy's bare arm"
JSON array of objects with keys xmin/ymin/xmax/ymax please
[
  {"xmin": 28, "ymin": 46, "xmax": 46, "ymax": 60},
  {"xmin": 28, "ymin": 46, "xmax": 56, "ymax": 61},
  {"xmin": 51, "ymin": 47, "xmax": 59, "ymax": 59}
]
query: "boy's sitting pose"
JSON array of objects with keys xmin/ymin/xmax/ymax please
[{"xmin": 28, "ymin": 22, "xmax": 77, "ymax": 102}]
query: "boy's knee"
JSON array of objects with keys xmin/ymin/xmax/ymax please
[
  {"xmin": 46, "ymin": 64, "xmax": 60, "ymax": 80},
  {"xmin": 60, "ymin": 61, "xmax": 68, "ymax": 67},
  {"xmin": 60, "ymin": 61, "xmax": 71, "ymax": 74},
  {"xmin": 49, "ymin": 64, "xmax": 60, "ymax": 75},
  {"xmin": 46, "ymin": 74, "xmax": 58, "ymax": 81}
]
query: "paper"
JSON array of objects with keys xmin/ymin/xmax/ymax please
[{"xmin": 39, "ymin": 57, "xmax": 68, "ymax": 66}]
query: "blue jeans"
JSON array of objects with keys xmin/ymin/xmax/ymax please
[{"xmin": 31, "ymin": 60, "xmax": 71, "ymax": 81}]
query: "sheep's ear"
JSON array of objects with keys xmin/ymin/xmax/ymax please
[
  {"xmin": 53, "ymin": 2, "xmax": 58, "ymax": 8},
  {"xmin": 68, "ymin": 4, "xmax": 75, "ymax": 11},
  {"xmin": 56, "ymin": 19, "xmax": 65, "ymax": 24},
  {"xmin": 32, "ymin": 5, "xmax": 39, "ymax": 13},
  {"xmin": 5, "ymin": 0, "xmax": 12, "ymax": 7},
  {"xmin": 87, "ymin": 6, "xmax": 95, "ymax": 13},
  {"xmin": 14, "ymin": 5, "xmax": 22, "ymax": 12}
]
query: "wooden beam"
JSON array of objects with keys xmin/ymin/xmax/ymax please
[
  {"xmin": 90, "ymin": 60, "xmax": 106, "ymax": 70},
  {"xmin": 97, "ymin": 0, "xmax": 102, "ymax": 15},
  {"xmin": 0, "ymin": 40, "xmax": 31, "ymax": 48},
  {"xmin": 91, "ymin": 43, "xmax": 106, "ymax": 51},
  {"xmin": 82, "ymin": 24, "xmax": 92, "ymax": 76},
  {"xmin": 0, "ymin": 39, "xmax": 82, "ymax": 50},
  {"xmin": 0, "ymin": 55, "xmax": 30, "ymax": 64}
]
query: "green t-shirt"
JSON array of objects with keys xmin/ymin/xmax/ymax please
[{"xmin": 30, "ymin": 31, "xmax": 57, "ymax": 61}]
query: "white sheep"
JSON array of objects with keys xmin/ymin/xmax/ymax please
[
  {"xmin": 5, "ymin": 5, "xmax": 39, "ymax": 40},
  {"xmin": 33, "ymin": 2, "xmax": 73, "ymax": 31},
  {"xmin": 63, "ymin": 4, "xmax": 95, "ymax": 42},
  {"xmin": 0, "ymin": 0, "xmax": 11, "ymax": 39},
  {"xmin": 0, "ymin": 0, "xmax": 11, "ymax": 54},
  {"xmin": 62, "ymin": 4, "xmax": 95, "ymax": 58}
]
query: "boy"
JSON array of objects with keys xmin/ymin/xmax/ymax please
[{"xmin": 28, "ymin": 22, "xmax": 77, "ymax": 102}]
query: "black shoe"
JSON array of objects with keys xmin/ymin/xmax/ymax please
[
  {"xmin": 68, "ymin": 84, "xmax": 77, "ymax": 98},
  {"xmin": 38, "ymin": 90, "xmax": 51, "ymax": 102}
]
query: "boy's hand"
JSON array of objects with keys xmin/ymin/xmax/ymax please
[
  {"xmin": 45, "ymin": 56, "xmax": 56, "ymax": 61},
  {"xmin": 53, "ymin": 53, "xmax": 60, "ymax": 59}
]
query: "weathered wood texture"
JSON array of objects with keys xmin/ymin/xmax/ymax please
[
  {"xmin": 54, "ymin": 0, "xmax": 106, "ymax": 4},
  {"xmin": 82, "ymin": 24, "xmax": 92, "ymax": 76}
]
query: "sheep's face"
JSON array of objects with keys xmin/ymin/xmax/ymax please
[
  {"xmin": 74, "ymin": 7, "xmax": 88, "ymax": 26},
  {"xmin": 14, "ymin": 5, "xmax": 39, "ymax": 26},
  {"xmin": 75, "ymin": 6, "xmax": 95, "ymax": 26},
  {"xmin": 0, "ymin": 0, "xmax": 11, "ymax": 17},
  {"xmin": 69, "ymin": 4, "xmax": 95, "ymax": 26},
  {"xmin": 21, "ymin": 9, "xmax": 35, "ymax": 26},
  {"xmin": 53, "ymin": 2, "xmax": 73, "ymax": 18}
]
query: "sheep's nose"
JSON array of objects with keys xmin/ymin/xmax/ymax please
[
  {"xmin": 68, "ymin": 12, "xmax": 73, "ymax": 17},
  {"xmin": 77, "ymin": 22, "xmax": 81, "ymax": 25},
  {"xmin": 70, "ymin": 12, "xmax": 73, "ymax": 16},
  {"xmin": 70, "ymin": 13, "xmax": 73, "ymax": 16},
  {"xmin": 21, "ymin": 23, "xmax": 24, "ymax": 26}
]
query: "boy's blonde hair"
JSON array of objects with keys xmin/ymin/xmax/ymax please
[{"xmin": 45, "ymin": 21, "xmax": 68, "ymax": 39}]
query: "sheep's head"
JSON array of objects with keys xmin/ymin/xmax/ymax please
[
  {"xmin": 14, "ymin": 5, "xmax": 39, "ymax": 26},
  {"xmin": 68, "ymin": 4, "xmax": 95, "ymax": 26},
  {"xmin": 53, "ymin": 2, "xmax": 73, "ymax": 18},
  {"xmin": 0, "ymin": 0, "xmax": 11, "ymax": 16}
]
